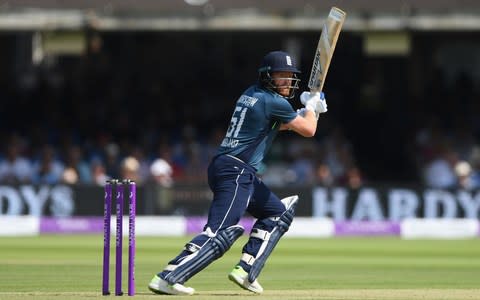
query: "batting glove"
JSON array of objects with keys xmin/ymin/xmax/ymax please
[{"xmin": 300, "ymin": 91, "xmax": 327, "ymax": 119}]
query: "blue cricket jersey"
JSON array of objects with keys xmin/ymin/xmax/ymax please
[{"xmin": 216, "ymin": 84, "xmax": 298, "ymax": 170}]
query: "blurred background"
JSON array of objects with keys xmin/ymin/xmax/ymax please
[{"xmin": 0, "ymin": 1, "xmax": 479, "ymax": 233}]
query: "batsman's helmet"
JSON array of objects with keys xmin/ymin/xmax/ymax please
[{"xmin": 258, "ymin": 51, "xmax": 301, "ymax": 99}]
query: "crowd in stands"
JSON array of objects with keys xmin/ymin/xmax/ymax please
[
  {"xmin": 2, "ymin": 118, "xmax": 479, "ymax": 190},
  {"xmin": 413, "ymin": 116, "xmax": 480, "ymax": 190},
  {"xmin": 0, "ymin": 125, "xmax": 365, "ymax": 188}
]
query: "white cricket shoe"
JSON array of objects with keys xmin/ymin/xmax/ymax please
[
  {"xmin": 228, "ymin": 265, "xmax": 263, "ymax": 294},
  {"xmin": 148, "ymin": 275, "xmax": 195, "ymax": 295}
]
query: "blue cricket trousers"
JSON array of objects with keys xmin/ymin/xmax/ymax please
[{"xmin": 205, "ymin": 154, "xmax": 286, "ymax": 234}]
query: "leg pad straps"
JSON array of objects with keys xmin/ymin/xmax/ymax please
[
  {"xmin": 247, "ymin": 195, "xmax": 298, "ymax": 283},
  {"xmin": 165, "ymin": 225, "xmax": 244, "ymax": 284}
]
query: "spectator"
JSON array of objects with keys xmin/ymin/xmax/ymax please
[
  {"xmin": 91, "ymin": 159, "xmax": 110, "ymax": 186},
  {"xmin": 31, "ymin": 145, "xmax": 65, "ymax": 184},
  {"xmin": 286, "ymin": 141, "xmax": 316, "ymax": 185},
  {"xmin": 104, "ymin": 143, "xmax": 121, "ymax": 179},
  {"xmin": 156, "ymin": 142, "xmax": 184, "ymax": 181},
  {"xmin": 130, "ymin": 146, "xmax": 151, "ymax": 184},
  {"xmin": 345, "ymin": 166, "xmax": 364, "ymax": 189},
  {"xmin": 322, "ymin": 127, "xmax": 356, "ymax": 184},
  {"xmin": 423, "ymin": 144, "xmax": 457, "ymax": 189},
  {"xmin": 62, "ymin": 167, "xmax": 79, "ymax": 184},
  {"xmin": 61, "ymin": 145, "xmax": 92, "ymax": 184},
  {"xmin": 120, "ymin": 156, "xmax": 141, "ymax": 183},
  {"xmin": 288, "ymin": 155, "xmax": 315, "ymax": 186},
  {"xmin": 150, "ymin": 158, "xmax": 173, "ymax": 188},
  {"xmin": 0, "ymin": 138, "xmax": 33, "ymax": 184},
  {"xmin": 468, "ymin": 147, "xmax": 480, "ymax": 188},
  {"xmin": 315, "ymin": 163, "xmax": 334, "ymax": 187},
  {"xmin": 454, "ymin": 161, "xmax": 474, "ymax": 190},
  {"xmin": 150, "ymin": 158, "xmax": 174, "ymax": 213}
]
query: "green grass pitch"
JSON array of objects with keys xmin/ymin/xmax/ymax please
[{"xmin": 0, "ymin": 235, "xmax": 479, "ymax": 299}]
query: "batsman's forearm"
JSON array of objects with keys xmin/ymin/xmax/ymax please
[
  {"xmin": 299, "ymin": 110, "xmax": 317, "ymax": 137},
  {"xmin": 306, "ymin": 109, "xmax": 318, "ymax": 126},
  {"xmin": 284, "ymin": 110, "xmax": 317, "ymax": 137}
]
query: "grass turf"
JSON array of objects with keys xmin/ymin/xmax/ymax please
[{"xmin": 0, "ymin": 235, "xmax": 479, "ymax": 299}]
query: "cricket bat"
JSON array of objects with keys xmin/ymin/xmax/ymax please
[{"xmin": 308, "ymin": 7, "xmax": 346, "ymax": 93}]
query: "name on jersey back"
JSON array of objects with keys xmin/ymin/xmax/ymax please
[{"xmin": 237, "ymin": 95, "xmax": 258, "ymax": 107}]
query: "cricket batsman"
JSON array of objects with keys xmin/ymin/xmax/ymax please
[{"xmin": 149, "ymin": 50, "xmax": 327, "ymax": 295}]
